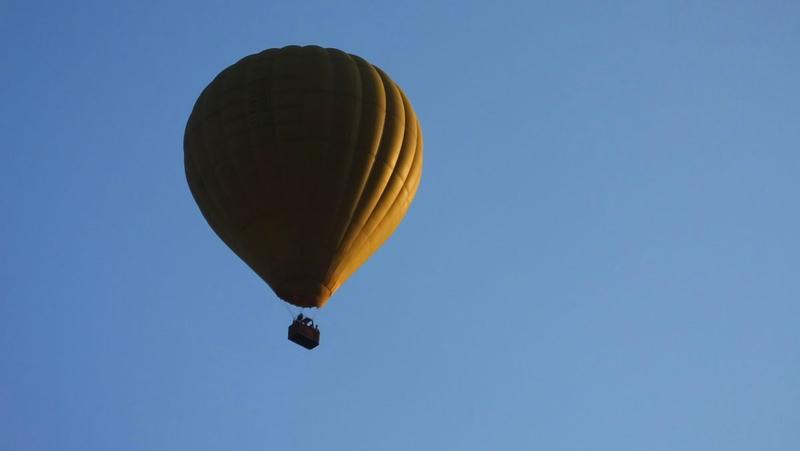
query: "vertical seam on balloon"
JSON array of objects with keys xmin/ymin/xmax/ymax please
[
  {"xmin": 269, "ymin": 48, "xmax": 292, "ymax": 286},
  {"xmin": 244, "ymin": 56, "xmax": 264, "ymax": 192},
  {"xmin": 323, "ymin": 65, "xmax": 387, "ymax": 281},
  {"xmin": 299, "ymin": 47, "xmax": 333, "ymax": 283},
  {"xmin": 185, "ymin": 147, "xmax": 234, "ymax": 246},
  {"xmin": 333, "ymin": 92, "xmax": 423, "ymax": 287},
  {"xmin": 244, "ymin": 54, "xmax": 267, "ymax": 219},
  {"xmin": 292, "ymin": 48, "xmax": 307, "ymax": 264},
  {"xmin": 334, "ymin": 58, "xmax": 385, "ymax": 243},
  {"xmin": 323, "ymin": 59, "xmax": 387, "ymax": 281},
  {"xmin": 339, "ymin": 87, "xmax": 414, "ymax": 260},
  {"xmin": 331, "ymin": 114, "xmax": 422, "ymax": 289},
  {"xmin": 189, "ymin": 93, "xmax": 243, "ymax": 252},
  {"xmin": 237, "ymin": 53, "xmax": 281, "ymax": 283},
  {"xmin": 232, "ymin": 57, "xmax": 261, "ymax": 223},
  {"xmin": 407, "ymin": 119, "xmax": 424, "ymax": 199},
  {"xmin": 319, "ymin": 51, "xmax": 363, "ymax": 287},
  {"xmin": 326, "ymin": 71, "xmax": 407, "ymax": 283},
  {"xmin": 206, "ymin": 72, "xmax": 249, "ymax": 240},
  {"xmin": 244, "ymin": 49, "xmax": 282, "ymax": 288},
  {"xmin": 366, "ymin": 87, "xmax": 419, "ymax": 230},
  {"xmin": 334, "ymin": 148, "xmax": 418, "ymax": 286}
]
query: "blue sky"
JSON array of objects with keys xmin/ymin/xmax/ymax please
[{"xmin": 1, "ymin": 1, "xmax": 798, "ymax": 450}]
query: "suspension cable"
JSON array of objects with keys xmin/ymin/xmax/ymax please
[{"xmin": 282, "ymin": 301, "xmax": 296, "ymax": 321}]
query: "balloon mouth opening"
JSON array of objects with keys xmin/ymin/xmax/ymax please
[{"xmin": 277, "ymin": 278, "xmax": 332, "ymax": 309}]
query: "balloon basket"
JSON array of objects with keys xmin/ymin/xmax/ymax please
[{"xmin": 288, "ymin": 319, "xmax": 320, "ymax": 350}]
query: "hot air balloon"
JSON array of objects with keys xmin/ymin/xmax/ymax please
[{"xmin": 184, "ymin": 45, "xmax": 423, "ymax": 349}]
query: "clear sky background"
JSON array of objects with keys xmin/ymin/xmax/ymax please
[{"xmin": 2, "ymin": 1, "xmax": 798, "ymax": 450}]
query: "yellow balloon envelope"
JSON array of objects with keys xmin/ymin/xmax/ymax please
[{"xmin": 184, "ymin": 45, "xmax": 423, "ymax": 308}]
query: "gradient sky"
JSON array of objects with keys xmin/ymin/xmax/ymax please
[{"xmin": 2, "ymin": 1, "xmax": 799, "ymax": 450}]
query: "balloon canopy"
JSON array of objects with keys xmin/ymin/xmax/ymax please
[{"xmin": 184, "ymin": 45, "xmax": 423, "ymax": 308}]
